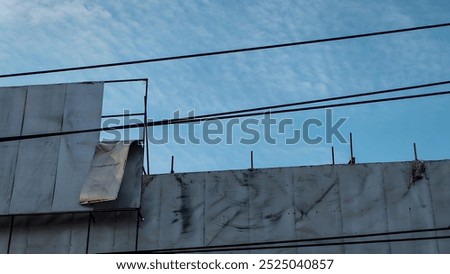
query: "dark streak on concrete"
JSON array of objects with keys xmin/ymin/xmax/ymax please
[
  {"xmin": 297, "ymin": 181, "xmax": 337, "ymax": 221},
  {"xmin": 265, "ymin": 211, "xmax": 282, "ymax": 222},
  {"xmin": 173, "ymin": 175, "xmax": 192, "ymax": 234}
]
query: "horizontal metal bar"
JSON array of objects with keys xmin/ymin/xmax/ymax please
[
  {"xmin": 101, "ymin": 112, "xmax": 145, "ymax": 118},
  {"xmin": 103, "ymin": 78, "xmax": 148, "ymax": 84},
  {"xmin": 0, "ymin": 78, "xmax": 148, "ymax": 88}
]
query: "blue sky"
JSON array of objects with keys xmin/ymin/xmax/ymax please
[{"xmin": 1, "ymin": 0, "xmax": 450, "ymax": 174}]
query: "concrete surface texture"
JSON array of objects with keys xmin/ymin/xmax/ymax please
[
  {"xmin": 138, "ymin": 160, "xmax": 449, "ymax": 253},
  {"xmin": 1, "ymin": 159, "xmax": 449, "ymax": 253},
  {"xmin": 0, "ymin": 83, "xmax": 104, "ymax": 215}
]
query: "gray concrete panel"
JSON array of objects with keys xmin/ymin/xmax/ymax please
[
  {"xmin": 383, "ymin": 162, "xmax": 438, "ymax": 253},
  {"xmin": 9, "ymin": 84, "xmax": 66, "ymax": 214},
  {"xmin": 137, "ymin": 176, "xmax": 162, "ymax": 250},
  {"xmin": 52, "ymin": 83, "xmax": 103, "ymax": 212},
  {"xmin": 0, "ymin": 86, "xmax": 26, "ymax": 138},
  {"xmin": 9, "ymin": 213, "xmax": 89, "ymax": 254},
  {"xmin": 205, "ymin": 170, "xmax": 251, "ymax": 251},
  {"xmin": 294, "ymin": 165, "xmax": 344, "ymax": 254},
  {"xmin": 0, "ymin": 143, "xmax": 20, "ymax": 215},
  {"xmin": 157, "ymin": 173, "xmax": 205, "ymax": 249},
  {"xmin": 338, "ymin": 164, "xmax": 389, "ymax": 253},
  {"xmin": 427, "ymin": 160, "xmax": 450, "ymax": 253},
  {"xmin": 0, "ymin": 216, "xmax": 12, "ymax": 254},
  {"xmin": 248, "ymin": 168, "xmax": 295, "ymax": 254},
  {"xmin": 0, "ymin": 87, "xmax": 26, "ymax": 214},
  {"xmin": 21, "ymin": 84, "xmax": 67, "ymax": 135},
  {"xmin": 9, "ymin": 137, "xmax": 62, "ymax": 214},
  {"xmin": 88, "ymin": 211, "xmax": 138, "ymax": 253}
]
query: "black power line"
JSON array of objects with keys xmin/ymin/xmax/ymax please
[
  {"xmin": 122, "ymin": 226, "xmax": 450, "ymax": 254},
  {"xmin": 164, "ymin": 234, "xmax": 450, "ymax": 254},
  {"xmin": 191, "ymin": 80, "xmax": 450, "ymax": 120},
  {"xmin": 183, "ymin": 89, "xmax": 450, "ymax": 123},
  {"xmin": 1, "ymin": 22, "xmax": 450, "ymax": 79},
  {"xmin": 1, "ymin": 87, "xmax": 450, "ymax": 143},
  {"xmin": 106, "ymin": 225, "xmax": 450, "ymax": 254}
]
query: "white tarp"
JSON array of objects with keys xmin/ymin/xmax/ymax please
[{"xmin": 80, "ymin": 142, "xmax": 132, "ymax": 204}]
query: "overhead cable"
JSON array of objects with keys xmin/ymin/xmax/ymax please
[
  {"xmin": 107, "ymin": 225, "xmax": 450, "ymax": 254},
  {"xmin": 0, "ymin": 22, "xmax": 449, "ymax": 79},
  {"xmin": 1, "ymin": 86, "xmax": 450, "ymax": 143},
  {"xmin": 191, "ymin": 80, "xmax": 450, "ymax": 119},
  {"xmin": 154, "ymin": 235, "xmax": 450, "ymax": 254}
]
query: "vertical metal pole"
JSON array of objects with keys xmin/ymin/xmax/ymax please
[
  {"xmin": 171, "ymin": 156, "xmax": 175, "ymax": 174},
  {"xmin": 331, "ymin": 146, "xmax": 335, "ymax": 165},
  {"xmin": 348, "ymin": 132, "xmax": 355, "ymax": 164},
  {"xmin": 413, "ymin": 143, "xmax": 418, "ymax": 160},
  {"xmin": 144, "ymin": 79, "xmax": 150, "ymax": 174},
  {"xmin": 350, "ymin": 132, "xmax": 353, "ymax": 161},
  {"xmin": 250, "ymin": 151, "xmax": 254, "ymax": 170},
  {"xmin": 7, "ymin": 216, "xmax": 14, "ymax": 254}
]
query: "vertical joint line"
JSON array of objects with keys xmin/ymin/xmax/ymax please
[
  {"xmin": 7, "ymin": 216, "xmax": 14, "ymax": 254},
  {"xmin": 85, "ymin": 213, "xmax": 94, "ymax": 254},
  {"xmin": 250, "ymin": 151, "xmax": 254, "ymax": 170},
  {"xmin": 171, "ymin": 156, "xmax": 175, "ymax": 174},
  {"xmin": 135, "ymin": 209, "xmax": 141, "ymax": 252}
]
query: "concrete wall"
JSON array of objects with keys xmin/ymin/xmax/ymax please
[
  {"xmin": 137, "ymin": 160, "xmax": 450, "ymax": 253},
  {"xmin": 0, "ymin": 83, "xmax": 104, "ymax": 215},
  {"xmin": 1, "ymin": 160, "xmax": 450, "ymax": 253},
  {"xmin": 0, "ymin": 211, "xmax": 137, "ymax": 254}
]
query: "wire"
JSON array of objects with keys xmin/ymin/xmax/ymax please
[
  {"xmin": 98, "ymin": 79, "xmax": 449, "ymax": 129},
  {"xmin": 122, "ymin": 226, "xmax": 450, "ymax": 254},
  {"xmin": 182, "ymin": 89, "xmax": 450, "ymax": 123},
  {"xmin": 1, "ymin": 88, "xmax": 450, "ymax": 143},
  {"xmin": 189, "ymin": 80, "xmax": 450, "ymax": 120},
  {"xmin": 163, "ymin": 234, "xmax": 450, "ymax": 254},
  {"xmin": 1, "ymin": 22, "xmax": 450, "ymax": 79}
]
